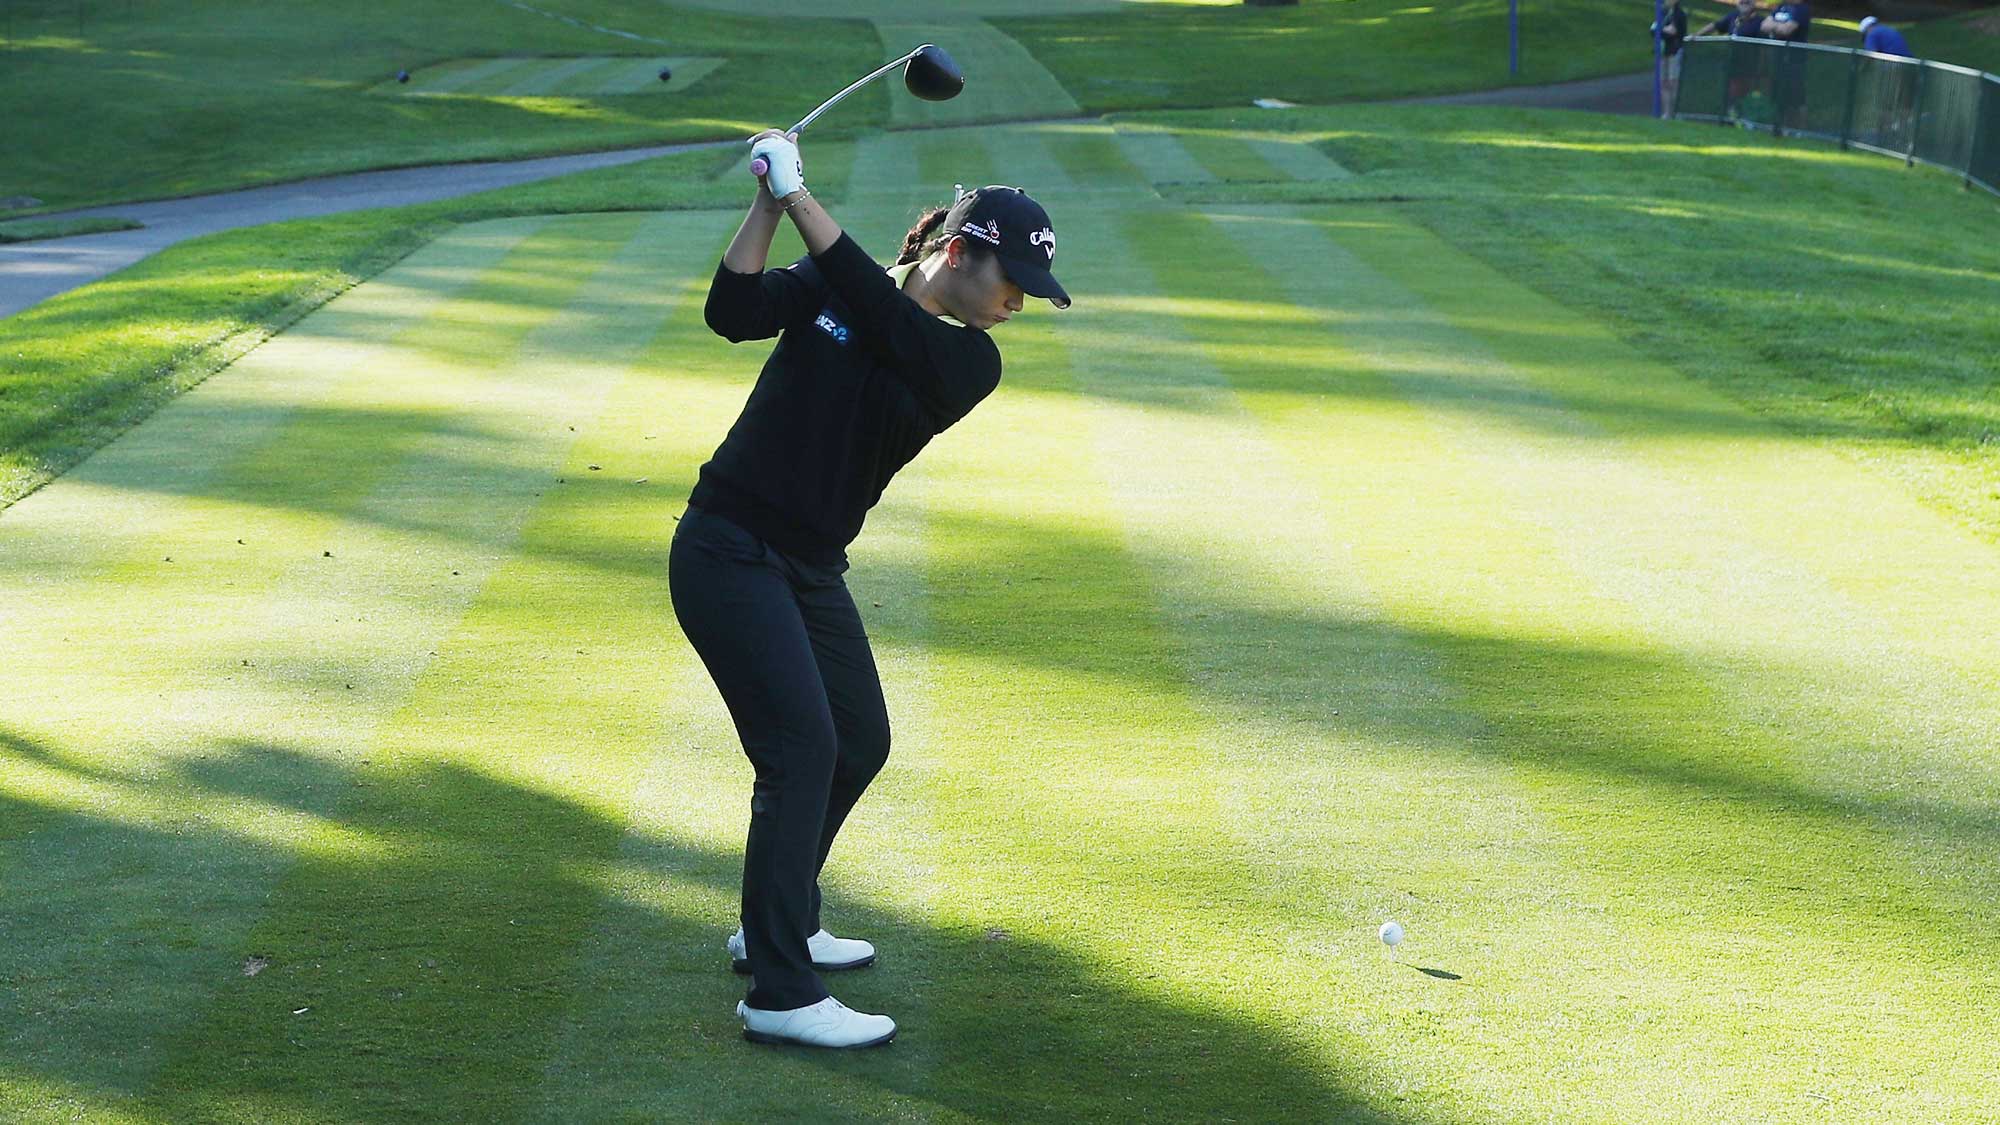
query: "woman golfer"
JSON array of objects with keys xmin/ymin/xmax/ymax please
[{"xmin": 669, "ymin": 128, "xmax": 1069, "ymax": 1049}]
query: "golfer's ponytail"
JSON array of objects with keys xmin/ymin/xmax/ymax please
[{"xmin": 897, "ymin": 207, "xmax": 950, "ymax": 264}]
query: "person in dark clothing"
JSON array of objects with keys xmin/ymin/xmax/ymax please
[
  {"xmin": 1759, "ymin": 0, "xmax": 1813, "ymax": 129},
  {"xmin": 1696, "ymin": 0, "xmax": 1764, "ymax": 38},
  {"xmin": 670, "ymin": 127, "xmax": 1069, "ymax": 1050},
  {"xmin": 1651, "ymin": 0, "xmax": 1691, "ymax": 116},
  {"xmin": 1761, "ymin": 0, "xmax": 1810, "ymax": 42}
]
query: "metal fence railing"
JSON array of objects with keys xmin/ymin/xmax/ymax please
[{"xmin": 1677, "ymin": 35, "xmax": 2000, "ymax": 198}]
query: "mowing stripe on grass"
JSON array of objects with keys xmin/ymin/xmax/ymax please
[
  {"xmin": 911, "ymin": 129, "xmax": 1001, "ymax": 201},
  {"xmin": 1301, "ymin": 210, "xmax": 2000, "ymax": 846},
  {"xmin": 1246, "ymin": 135, "xmax": 1352, "ymax": 181},
  {"xmin": 1050, "ymin": 199, "xmax": 1615, "ymax": 1120},
  {"xmin": 538, "ymin": 55, "xmax": 634, "ymax": 96},
  {"xmin": 0, "ymin": 220, "xmax": 546, "ymax": 600},
  {"xmin": 1340, "ymin": 215, "xmax": 2000, "ymax": 707},
  {"xmin": 873, "ymin": 19, "xmax": 1080, "ymax": 128},
  {"xmin": 1174, "ymin": 132, "xmax": 1288, "ymax": 183},
  {"xmin": 1032, "ymin": 121, "xmax": 1150, "ymax": 197},
  {"xmin": 588, "ymin": 55, "xmax": 726, "ymax": 94},
  {"xmin": 125, "ymin": 212, "xmax": 703, "ymax": 1120},
  {"xmin": 1207, "ymin": 203, "xmax": 2000, "ymax": 1117},
  {"xmin": 1118, "ymin": 202, "xmax": 1773, "ymax": 1118},
  {"xmin": 982, "ymin": 124, "xmax": 1076, "ymax": 193},
  {"xmin": 417, "ymin": 56, "xmax": 540, "ymax": 95},
  {"xmin": 847, "ymin": 133, "xmax": 924, "ymax": 201},
  {"xmin": 1, "ymin": 213, "xmax": 691, "ymax": 1120},
  {"xmin": 799, "ymin": 224, "xmax": 1409, "ymax": 1115},
  {"xmin": 0, "ymin": 217, "xmax": 641, "ymax": 1116},
  {"xmin": 1106, "ymin": 122, "xmax": 1216, "ymax": 186},
  {"xmin": 500, "ymin": 56, "xmax": 618, "ymax": 95}
]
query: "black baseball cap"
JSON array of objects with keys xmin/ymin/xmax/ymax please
[{"xmin": 942, "ymin": 186, "xmax": 1070, "ymax": 309}]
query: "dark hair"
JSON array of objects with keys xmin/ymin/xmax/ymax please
[
  {"xmin": 896, "ymin": 205, "xmax": 994, "ymax": 266},
  {"xmin": 896, "ymin": 207, "xmax": 948, "ymax": 265}
]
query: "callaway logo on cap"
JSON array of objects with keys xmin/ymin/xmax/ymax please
[{"xmin": 942, "ymin": 185, "xmax": 1070, "ymax": 309}]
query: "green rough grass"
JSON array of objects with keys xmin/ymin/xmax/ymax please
[
  {"xmin": 0, "ymin": 141, "xmax": 864, "ymax": 510},
  {"xmin": 1000, "ymin": 0, "xmax": 1659, "ymax": 113},
  {"xmin": 1122, "ymin": 102, "xmax": 2000, "ymax": 539},
  {"xmin": 1901, "ymin": 8, "xmax": 2000, "ymax": 75},
  {"xmin": 0, "ymin": 216, "xmax": 143, "ymax": 243},
  {"xmin": 3, "ymin": 0, "xmax": 1677, "ymax": 213},
  {"xmin": 4, "ymin": 110, "xmax": 2000, "ymax": 1121},
  {"xmin": 0, "ymin": 0, "xmax": 882, "ymax": 211}
]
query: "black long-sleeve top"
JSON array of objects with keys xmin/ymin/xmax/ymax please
[{"xmin": 691, "ymin": 232, "xmax": 1003, "ymax": 565}]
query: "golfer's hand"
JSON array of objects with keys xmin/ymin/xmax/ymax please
[{"xmin": 748, "ymin": 130, "xmax": 805, "ymax": 199}]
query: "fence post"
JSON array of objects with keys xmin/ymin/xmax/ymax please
[
  {"xmin": 1839, "ymin": 50, "xmax": 1861, "ymax": 150},
  {"xmin": 1718, "ymin": 39, "xmax": 1737, "ymax": 125},
  {"xmin": 1906, "ymin": 62, "xmax": 1927, "ymax": 167},
  {"xmin": 1968, "ymin": 77, "xmax": 1990, "ymax": 190}
]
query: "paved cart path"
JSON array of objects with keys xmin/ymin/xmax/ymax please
[
  {"xmin": 5, "ymin": 116, "xmax": 1999, "ymax": 1121},
  {"xmin": 0, "ymin": 142, "xmax": 718, "ymax": 320},
  {"xmin": 0, "ymin": 67, "xmax": 1656, "ymax": 323}
]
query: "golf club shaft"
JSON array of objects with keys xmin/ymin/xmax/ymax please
[
  {"xmin": 750, "ymin": 49, "xmax": 919, "ymax": 175},
  {"xmin": 792, "ymin": 50, "xmax": 917, "ymax": 134}
]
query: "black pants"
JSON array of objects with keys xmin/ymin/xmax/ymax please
[{"xmin": 667, "ymin": 505, "xmax": 891, "ymax": 1011}]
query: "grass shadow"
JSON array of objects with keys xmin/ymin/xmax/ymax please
[{"xmin": 0, "ymin": 715, "xmax": 1424, "ymax": 1122}]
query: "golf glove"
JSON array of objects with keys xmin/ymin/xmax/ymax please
[{"xmin": 751, "ymin": 135, "xmax": 805, "ymax": 198}]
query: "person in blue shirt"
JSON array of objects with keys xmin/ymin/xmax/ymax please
[
  {"xmin": 1761, "ymin": 0, "xmax": 1811, "ymax": 42},
  {"xmin": 1859, "ymin": 16, "xmax": 1913, "ymax": 57}
]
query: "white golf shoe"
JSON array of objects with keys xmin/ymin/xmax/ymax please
[
  {"xmin": 735, "ymin": 996, "xmax": 897, "ymax": 1049},
  {"xmin": 727, "ymin": 927, "xmax": 876, "ymax": 974}
]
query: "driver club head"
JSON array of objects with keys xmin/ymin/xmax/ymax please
[{"xmin": 903, "ymin": 44, "xmax": 963, "ymax": 102}]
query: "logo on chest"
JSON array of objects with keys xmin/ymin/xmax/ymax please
[{"xmin": 814, "ymin": 309, "xmax": 851, "ymax": 345}]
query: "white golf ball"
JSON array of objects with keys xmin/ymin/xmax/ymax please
[{"xmin": 1379, "ymin": 920, "xmax": 1405, "ymax": 947}]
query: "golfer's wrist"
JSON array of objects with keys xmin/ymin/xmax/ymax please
[{"xmin": 779, "ymin": 188, "xmax": 812, "ymax": 211}]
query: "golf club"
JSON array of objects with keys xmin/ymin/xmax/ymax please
[{"xmin": 750, "ymin": 44, "xmax": 962, "ymax": 176}]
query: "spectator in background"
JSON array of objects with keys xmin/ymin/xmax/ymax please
[
  {"xmin": 1761, "ymin": 0, "xmax": 1812, "ymax": 131},
  {"xmin": 1859, "ymin": 16, "xmax": 1913, "ymax": 57},
  {"xmin": 1761, "ymin": 0, "xmax": 1811, "ymax": 42},
  {"xmin": 1698, "ymin": 0, "xmax": 1767, "ymax": 110},
  {"xmin": 1696, "ymin": 0, "xmax": 1765, "ymax": 38},
  {"xmin": 1651, "ymin": 0, "xmax": 1691, "ymax": 117}
]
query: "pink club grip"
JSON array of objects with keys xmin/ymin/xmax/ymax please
[{"xmin": 750, "ymin": 156, "xmax": 769, "ymax": 177}]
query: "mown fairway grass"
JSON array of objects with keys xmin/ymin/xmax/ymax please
[
  {"xmin": 4, "ymin": 103, "xmax": 2000, "ymax": 1120},
  {"xmin": 1903, "ymin": 6, "xmax": 2000, "ymax": 74}
]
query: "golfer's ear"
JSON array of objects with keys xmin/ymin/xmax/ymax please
[{"xmin": 942, "ymin": 235, "xmax": 967, "ymax": 268}]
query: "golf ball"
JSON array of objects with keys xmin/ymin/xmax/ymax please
[{"xmin": 1379, "ymin": 920, "xmax": 1405, "ymax": 947}]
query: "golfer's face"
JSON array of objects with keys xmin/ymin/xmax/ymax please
[{"xmin": 959, "ymin": 252, "xmax": 1025, "ymax": 330}]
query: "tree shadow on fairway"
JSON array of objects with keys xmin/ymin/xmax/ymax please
[
  {"xmin": 0, "ymin": 729, "xmax": 369, "ymax": 1114},
  {"xmin": 0, "ymin": 719, "xmax": 1430, "ymax": 1124},
  {"xmin": 545, "ymin": 823, "xmax": 1428, "ymax": 1125},
  {"xmin": 858, "ymin": 502, "xmax": 2000, "ymax": 969}
]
